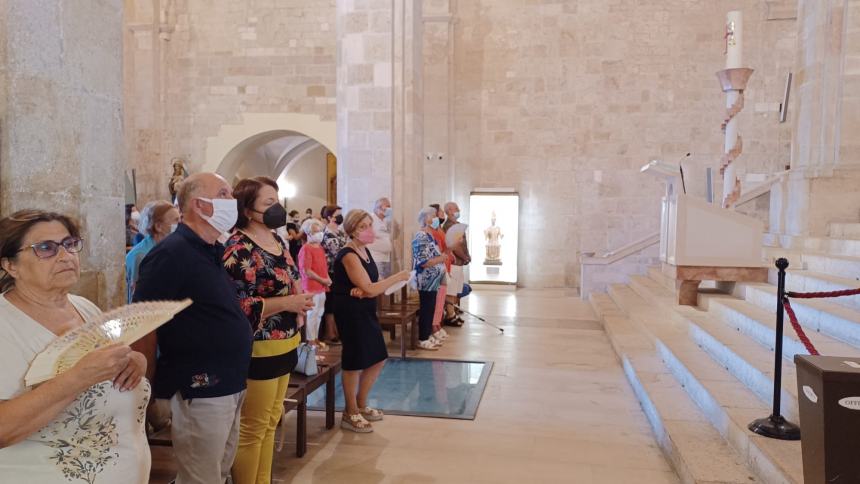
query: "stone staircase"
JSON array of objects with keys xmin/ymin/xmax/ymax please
[{"xmin": 590, "ymin": 222, "xmax": 860, "ymax": 484}]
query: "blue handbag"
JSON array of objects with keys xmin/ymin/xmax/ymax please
[{"xmin": 295, "ymin": 342, "xmax": 318, "ymax": 376}]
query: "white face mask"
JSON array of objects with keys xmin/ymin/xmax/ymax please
[
  {"xmin": 197, "ymin": 198, "xmax": 238, "ymax": 234},
  {"xmin": 308, "ymin": 232, "xmax": 324, "ymax": 244},
  {"xmin": 170, "ymin": 223, "xmax": 179, "ymax": 234}
]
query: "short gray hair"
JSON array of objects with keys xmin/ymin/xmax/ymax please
[
  {"xmin": 417, "ymin": 206, "xmax": 437, "ymax": 227},
  {"xmin": 301, "ymin": 218, "xmax": 324, "ymax": 235},
  {"xmin": 176, "ymin": 177, "xmax": 201, "ymax": 214},
  {"xmin": 373, "ymin": 197, "xmax": 390, "ymax": 213}
]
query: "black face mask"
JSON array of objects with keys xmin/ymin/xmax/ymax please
[
  {"xmin": 334, "ymin": 214, "xmax": 344, "ymax": 225},
  {"xmin": 256, "ymin": 204, "xmax": 287, "ymax": 229}
]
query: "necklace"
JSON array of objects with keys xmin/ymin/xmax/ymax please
[
  {"xmin": 348, "ymin": 243, "xmax": 369, "ymax": 263},
  {"xmin": 240, "ymin": 228, "xmax": 282, "ymax": 256}
]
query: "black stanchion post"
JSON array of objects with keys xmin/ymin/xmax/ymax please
[{"xmin": 749, "ymin": 258, "xmax": 801, "ymax": 440}]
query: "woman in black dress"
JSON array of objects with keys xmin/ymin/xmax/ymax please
[{"xmin": 330, "ymin": 209, "xmax": 410, "ymax": 432}]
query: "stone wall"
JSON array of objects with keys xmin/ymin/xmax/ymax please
[
  {"xmin": 1, "ymin": 0, "xmax": 126, "ymax": 308},
  {"xmin": 125, "ymin": 0, "xmax": 336, "ymax": 205},
  {"xmin": 445, "ymin": 0, "xmax": 797, "ymax": 288},
  {"xmin": 123, "ymin": 0, "xmax": 807, "ymax": 290}
]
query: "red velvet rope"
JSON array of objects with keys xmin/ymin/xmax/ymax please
[
  {"xmin": 786, "ymin": 287, "xmax": 860, "ymax": 299},
  {"xmin": 782, "ymin": 297, "xmax": 820, "ymax": 356}
]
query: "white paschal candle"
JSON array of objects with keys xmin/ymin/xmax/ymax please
[{"xmin": 726, "ymin": 10, "xmax": 743, "ymax": 69}]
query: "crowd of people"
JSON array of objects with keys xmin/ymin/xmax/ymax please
[{"xmin": 0, "ymin": 171, "xmax": 471, "ymax": 484}]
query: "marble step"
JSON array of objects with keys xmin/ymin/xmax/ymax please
[
  {"xmin": 704, "ymin": 292, "xmax": 860, "ymax": 362},
  {"xmin": 778, "ymin": 269, "xmax": 860, "ymax": 311},
  {"xmin": 607, "ymin": 284, "xmax": 801, "ymax": 484},
  {"xmin": 799, "ymin": 237, "xmax": 860, "ymax": 258},
  {"xmin": 829, "ymin": 222, "xmax": 860, "ymax": 240},
  {"xmin": 767, "ymin": 232, "xmax": 860, "ymax": 258},
  {"xmin": 589, "ymin": 293, "xmax": 762, "ymax": 484},
  {"xmin": 739, "ymin": 282, "xmax": 860, "ymax": 349},
  {"xmin": 762, "ymin": 246, "xmax": 805, "ymax": 269},
  {"xmin": 630, "ymin": 275, "xmax": 799, "ymax": 422},
  {"xmin": 801, "ymin": 252, "xmax": 860, "ymax": 280}
]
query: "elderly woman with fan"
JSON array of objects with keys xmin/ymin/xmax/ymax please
[{"xmin": 0, "ymin": 210, "xmax": 150, "ymax": 483}]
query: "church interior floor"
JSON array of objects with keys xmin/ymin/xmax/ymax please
[{"xmin": 150, "ymin": 288, "xmax": 680, "ymax": 484}]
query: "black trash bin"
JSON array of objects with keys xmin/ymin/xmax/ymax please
[{"xmin": 795, "ymin": 355, "xmax": 860, "ymax": 484}]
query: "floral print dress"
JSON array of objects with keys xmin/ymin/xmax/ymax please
[
  {"xmin": 223, "ymin": 231, "xmax": 303, "ymax": 380},
  {"xmin": 321, "ymin": 226, "xmax": 348, "ymax": 277},
  {"xmin": 0, "ymin": 294, "xmax": 151, "ymax": 484}
]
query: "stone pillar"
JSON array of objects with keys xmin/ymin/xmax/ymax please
[
  {"xmin": 0, "ymin": 0, "xmax": 126, "ymax": 308},
  {"xmin": 124, "ymin": 0, "xmax": 171, "ymax": 205},
  {"xmin": 792, "ymin": 0, "xmax": 860, "ymax": 169},
  {"xmin": 337, "ymin": 0, "xmax": 424, "ymax": 271},
  {"xmin": 772, "ymin": 0, "xmax": 860, "ymax": 239}
]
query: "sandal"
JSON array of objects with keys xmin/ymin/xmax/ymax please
[
  {"xmin": 359, "ymin": 406, "xmax": 384, "ymax": 422},
  {"xmin": 443, "ymin": 317, "xmax": 464, "ymax": 327},
  {"xmin": 341, "ymin": 413, "xmax": 373, "ymax": 433}
]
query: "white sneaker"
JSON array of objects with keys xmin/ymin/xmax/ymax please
[
  {"xmin": 418, "ymin": 339, "xmax": 439, "ymax": 350},
  {"xmin": 432, "ymin": 330, "xmax": 447, "ymax": 341},
  {"xmin": 431, "ymin": 335, "xmax": 445, "ymax": 346},
  {"xmin": 437, "ymin": 328, "xmax": 449, "ymax": 339}
]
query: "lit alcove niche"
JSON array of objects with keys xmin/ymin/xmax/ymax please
[{"xmin": 467, "ymin": 191, "xmax": 519, "ymax": 285}]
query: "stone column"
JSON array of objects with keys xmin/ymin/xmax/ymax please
[
  {"xmin": 337, "ymin": 0, "xmax": 424, "ymax": 271},
  {"xmin": 0, "ymin": 0, "xmax": 126, "ymax": 308},
  {"xmin": 771, "ymin": 0, "xmax": 860, "ymax": 238}
]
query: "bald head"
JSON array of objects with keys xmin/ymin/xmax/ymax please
[{"xmin": 177, "ymin": 172, "xmax": 231, "ymax": 215}]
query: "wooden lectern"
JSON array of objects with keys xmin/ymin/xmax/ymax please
[{"xmin": 641, "ymin": 160, "xmax": 767, "ymax": 306}]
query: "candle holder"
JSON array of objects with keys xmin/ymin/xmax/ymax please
[{"xmin": 716, "ymin": 67, "xmax": 754, "ymax": 208}]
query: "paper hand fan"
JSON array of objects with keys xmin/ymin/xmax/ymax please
[
  {"xmin": 25, "ymin": 299, "xmax": 192, "ymax": 386},
  {"xmin": 445, "ymin": 223, "xmax": 468, "ymax": 247},
  {"xmin": 384, "ymin": 270, "xmax": 417, "ymax": 296}
]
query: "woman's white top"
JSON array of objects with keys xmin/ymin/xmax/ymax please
[{"xmin": 0, "ymin": 293, "xmax": 151, "ymax": 484}]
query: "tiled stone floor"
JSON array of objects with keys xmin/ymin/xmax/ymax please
[{"xmin": 150, "ymin": 288, "xmax": 679, "ymax": 483}]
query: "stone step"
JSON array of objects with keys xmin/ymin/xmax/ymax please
[
  {"xmin": 767, "ymin": 233, "xmax": 860, "ymax": 258},
  {"xmin": 829, "ymin": 222, "xmax": 860, "ymax": 240},
  {"xmin": 801, "ymin": 252, "xmax": 860, "ymax": 280},
  {"xmin": 607, "ymin": 284, "xmax": 801, "ymax": 484},
  {"xmin": 631, "ymin": 275, "xmax": 800, "ymax": 422},
  {"xmin": 704, "ymin": 291, "xmax": 860, "ymax": 361},
  {"xmin": 805, "ymin": 237, "xmax": 860, "ymax": 258},
  {"xmin": 762, "ymin": 249, "xmax": 806, "ymax": 273},
  {"xmin": 589, "ymin": 293, "xmax": 762, "ymax": 484},
  {"xmin": 739, "ymin": 282, "xmax": 860, "ymax": 349},
  {"xmin": 778, "ymin": 269, "xmax": 860, "ymax": 311}
]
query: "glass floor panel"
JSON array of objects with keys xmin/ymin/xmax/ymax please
[{"xmin": 306, "ymin": 358, "xmax": 493, "ymax": 420}]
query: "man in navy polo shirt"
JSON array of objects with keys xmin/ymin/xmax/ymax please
[{"xmin": 133, "ymin": 172, "xmax": 252, "ymax": 484}]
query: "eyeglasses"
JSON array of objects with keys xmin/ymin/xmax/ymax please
[{"xmin": 18, "ymin": 236, "xmax": 84, "ymax": 259}]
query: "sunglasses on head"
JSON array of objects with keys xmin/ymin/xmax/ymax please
[{"xmin": 18, "ymin": 236, "xmax": 84, "ymax": 259}]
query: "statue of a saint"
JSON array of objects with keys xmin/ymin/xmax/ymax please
[
  {"xmin": 484, "ymin": 212, "xmax": 503, "ymax": 266},
  {"xmin": 168, "ymin": 158, "xmax": 189, "ymax": 201}
]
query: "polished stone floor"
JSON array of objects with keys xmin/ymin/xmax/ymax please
[{"xmin": 151, "ymin": 288, "xmax": 679, "ymax": 484}]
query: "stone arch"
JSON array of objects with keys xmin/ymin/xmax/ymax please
[{"xmin": 203, "ymin": 112, "xmax": 337, "ymax": 177}]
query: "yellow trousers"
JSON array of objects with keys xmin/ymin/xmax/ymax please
[{"xmin": 231, "ymin": 373, "xmax": 291, "ymax": 484}]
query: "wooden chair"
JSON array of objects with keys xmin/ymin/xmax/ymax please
[{"xmin": 377, "ymin": 286, "xmax": 418, "ymax": 358}]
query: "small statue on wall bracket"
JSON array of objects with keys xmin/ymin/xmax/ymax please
[
  {"xmin": 168, "ymin": 158, "xmax": 189, "ymax": 201},
  {"xmin": 484, "ymin": 211, "xmax": 503, "ymax": 266}
]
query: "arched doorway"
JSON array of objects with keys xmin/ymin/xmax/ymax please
[{"xmin": 216, "ymin": 130, "xmax": 336, "ymax": 214}]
